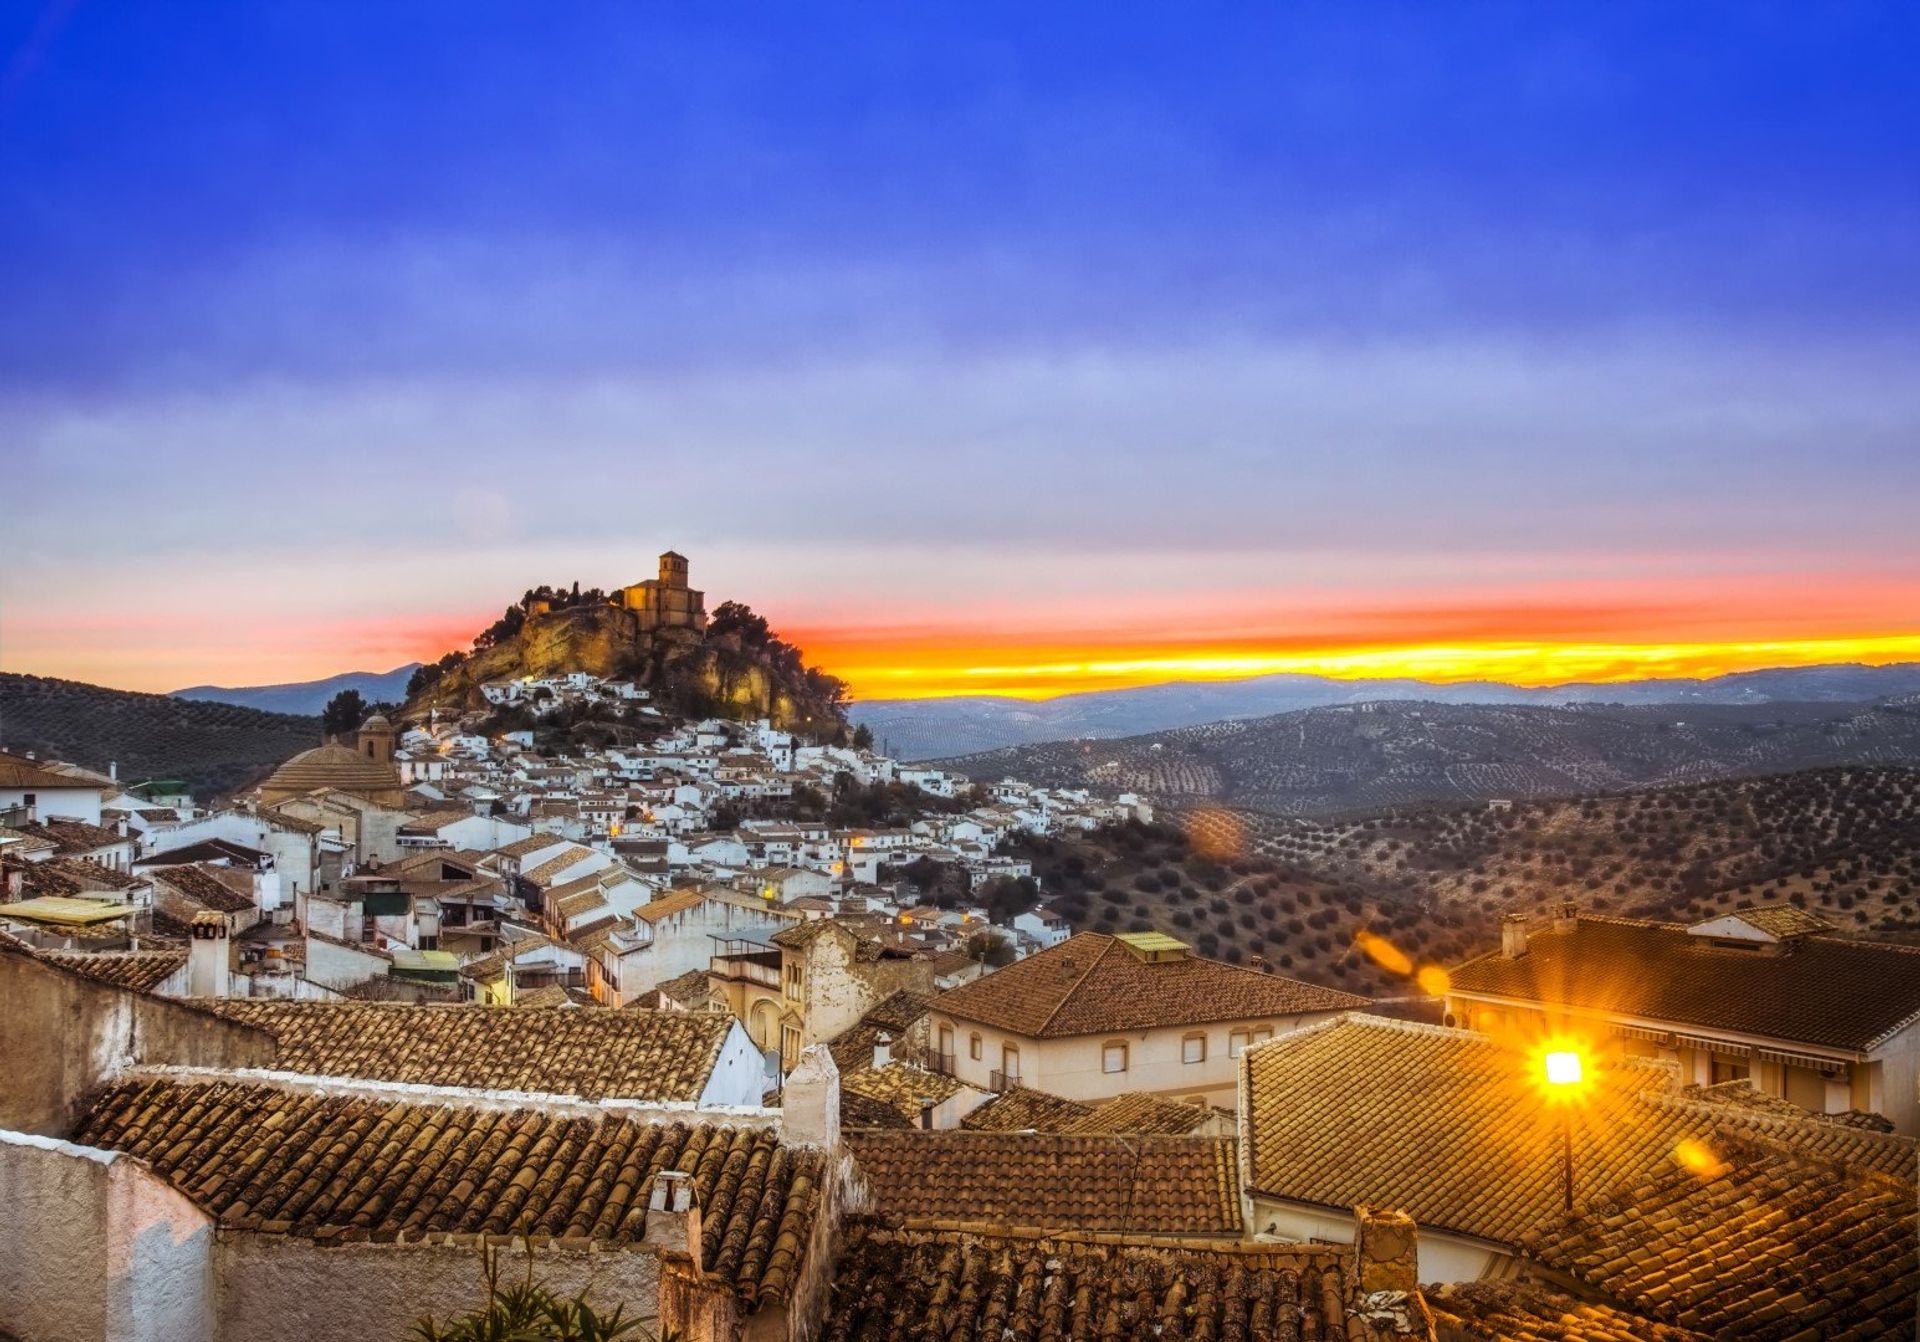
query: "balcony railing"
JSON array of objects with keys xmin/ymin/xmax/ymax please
[
  {"xmin": 928, "ymin": 1051, "xmax": 958, "ymax": 1077},
  {"xmin": 989, "ymin": 1069, "xmax": 1024, "ymax": 1091}
]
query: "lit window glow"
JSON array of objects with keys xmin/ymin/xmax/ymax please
[{"xmin": 1544, "ymin": 1050, "xmax": 1584, "ymax": 1087}]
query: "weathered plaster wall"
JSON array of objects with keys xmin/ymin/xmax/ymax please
[
  {"xmin": 0, "ymin": 1131, "xmax": 214, "ymax": 1342},
  {"xmin": 701, "ymin": 1023, "xmax": 775, "ymax": 1107},
  {"xmin": 0, "ymin": 947, "xmax": 275, "ymax": 1135},
  {"xmin": 214, "ymin": 1235, "xmax": 661, "ymax": 1342}
]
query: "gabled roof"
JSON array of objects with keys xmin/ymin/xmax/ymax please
[
  {"xmin": 932, "ymin": 931, "xmax": 1367, "ymax": 1038},
  {"xmin": 202, "ymin": 1000, "xmax": 737, "ymax": 1101},
  {"xmin": 1448, "ymin": 915, "xmax": 1920, "ymax": 1051},
  {"xmin": 1063, "ymin": 1090, "xmax": 1219, "ymax": 1137},
  {"xmin": 840, "ymin": 1063, "xmax": 969, "ymax": 1123},
  {"xmin": 846, "ymin": 1130, "xmax": 1242, "ymax": 1236},
  {"xmin": 150, "ymin": 864, "xmax": 255, "ymax": 913},
  {"xmin": 36, "ymin": 947, "xmax": 188, "ymax": 993},
  {"xmin": 74, "ymin": 1076, "xmax": 821, "ymax": 1304},
  {"xmin": 1526, "ymin": 1132, "xmax": 1918, "ymax": 1338},
  {"xmin": 0, "ymin": 751, "xmax": 101, "ymax": 790},
  {"xmin": 958, "ymin": 1086, "xmax": 1095, "ymax": 1133},
  {"xmin": 1240, "ymin": 1014, "xmax": 1919, "ymax": 1249}
]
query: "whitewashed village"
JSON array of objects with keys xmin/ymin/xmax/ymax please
[{"xmin": 1, "ymin": 557, "xmax": 1915, "ymax": 1341}]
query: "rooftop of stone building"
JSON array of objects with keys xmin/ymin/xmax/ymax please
[
  {"xmin": 846, "ymin": 1129, "xmax": 1243, "ymax": 1237},
  {"xmin": 200, "ymin": 999, "xmax": 740, "ymax": 1102},
  {"xmin": 73, "ymin": 1075, "xmax": 821, "ymax": 1308}
]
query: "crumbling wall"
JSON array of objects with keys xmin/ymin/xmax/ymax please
[{"xmin": 0, "ymin": 946, "xmax": 275, "ymax": 1135}]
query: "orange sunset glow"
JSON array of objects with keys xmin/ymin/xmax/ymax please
[{"xmin": 796, "ymin": 631, "xmax": 1920, "ymax": 701}]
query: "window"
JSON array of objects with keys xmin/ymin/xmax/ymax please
[
  {"xmin": 1182, "ymin": 1033, "xmax": 1207, "ymax": 1064},
  {"xmin": 781, "ymin": 1024, "xmax": 803, "ymax": 1071},
  {"xmin": 969, "ymin": 1033, "xmax": 983, "ymax": 1061},
  {"xmin": 1102, "ymin": 1041, "xmax": 1129, "ymax": 1074},
  {"xmin": 1228, "ymin": 1029, "xmax": 1250, "ymax": 1058},
  {"xmin": 1251, "ymin": 1027, "xmax": 1273, "ymax": 1046},
  {"xmin": 1711, "ymin": 1056, "xmax": 1751, "ymax": 1085},
  {"xmin": 1001, "ymin": 1045, "xmax": 1021, "ymax": 1082},
  {"xmin": 938, "ymin": 1025, "xmax": 955, "ymax": 1059},
  {"xmin": 784, "ymin": 961, "xmax": 804, "ymax": 1001}
]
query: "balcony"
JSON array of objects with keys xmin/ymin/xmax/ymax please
[
  {"xmin": 928, "ymin": 1051, "xmax": 958, "ymax": 1077},
  {"xmin": 989, "ymin": 1069, "xmax": 1024, "ymax": 1091}
]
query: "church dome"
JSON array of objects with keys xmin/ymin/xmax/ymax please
[
  {"xmin": 360, "ymin": 713, "xmax": 393, "ymax": 732},
  {"xmin": 258, "ymin": 742, "xmax": 405, "ymax": 806}
]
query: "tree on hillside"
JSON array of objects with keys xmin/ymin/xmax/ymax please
[
  {"xmin": 852, "ymin": 723, "xmax": 874, "ymax": 750},
  {"xmin": 321, "ymin": 689, "xmax": 368, "ymax": 738}
]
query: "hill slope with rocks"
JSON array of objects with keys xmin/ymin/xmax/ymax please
[
  {"xmin": 0, "ymin": 673, "xmax": 321, "ymax": 796},
  {"xmin": 404, "ymin": 596, "xmax": 850, "ymax": 741},
  {"xmin": 940, "ymin": 698, "xmax": 1920, "ymax": 815}
]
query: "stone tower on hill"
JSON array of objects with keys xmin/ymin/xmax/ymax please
[{"xmin": 619, "ymin": 550, "xmax": 707, "ymax": 632}]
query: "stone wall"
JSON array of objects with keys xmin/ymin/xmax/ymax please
[
  {"xmin": 214, "ymin": 1234, "xmax": 662, "ymax": 1342},
  {"xmin": 0, "ymin": 945, "xmax": 276, "ymax": 1135}
]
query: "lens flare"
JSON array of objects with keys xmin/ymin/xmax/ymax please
[
  {"xmin": 1673, "ymin": 1138, "xmax": 1730, "ymax": 1178},
  {"xmin": 1185, "ymin": 808, "xmax": 1246, "ymax": 861},
  {"xmin": 1356, "ymin": 931, "xmax": 1413, "ymax": 977},
  {"xmin": 1415, "ymin": 964, "xmax": 1452, "ymax": 995}
]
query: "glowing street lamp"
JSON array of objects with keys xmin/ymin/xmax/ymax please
[{"xmin": 1541, "ymin": 1046, "xmax": 1588, "ymax": 1211}]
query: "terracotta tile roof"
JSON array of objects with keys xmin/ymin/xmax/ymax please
[
  {"xmin": 151, "ymin": 864, "xmax": 256, "ymax": 913},
  {"xmin": 846, "ymin": 1130, "xmax": 1242, "ymax": 1236},
  {"xmin": 15, "ymin": 818, "xmax": 127, "ymax": 853},
  {"xmin": 1425, "ymin": 1282, "xmax": 1698, "ymax": 1342},
  {"xmin": 1063, "ymin": 1090, "xmax": 1219, "ymax": 1137},
  {"xmin": 456, "ymin": 935, "xmax": 552, "ymax": 985},
  {"xmin": 633, "ymin": 887, "xmax": 709, "ymax": 923},
  {"xmin": 1678, "ymin": 1078, "xmax": 1895, "ymax": 1132},
  {"xmin": 823, "ymin": 1221, "xmax": 1363, "ymax": 1342},
  {"xmin": 1240, "ymin": 1015, "xmax": 1920, "ymax": 1248},
  {"xmin": 1526, "ymin": 1132, "xmax": 1919, "ymax": 1339},
  {"xmin": 13, "ymin": 855, "xmax": 142, "ymax": 897},
  {"xmin": 958, "ymin": 1086, "xmax": 1095, "ymax": 1133},
  {"xmin": 0, "ymin": 751, "xmax": 99, "ymax": 791},
  {"xmin": 1726, "ymin": 905, "xmax": 1835, "ymax": 938},
  {"xmin": 828, "ymin": 990, "xmax": 934, "ymax": 1074},
  {"xmin": 932, "ymin": 932, "xmax": 1366, "ymax": 1038},
  {"xmin": 523, "ymin": 847, "xmax": 599, "ymax": 886},
  {"xmin": 1448, "ymin": 916, "xmax": 1920, "ymax": 1051},
  {"xmin": 72, "ymin": 1076, "xmax": 822, "ymax": 1303},
  {"xmin": 36, "ymin": 948, "xmax": 187, "ymax": 993},
  {"xmin": 840, "ymin": 1064, "xmax": 969, "ymax": 1124},
  {"xmin": 651, "ymin": 968, "xmax": 716, "ymax": 1007},
  {"xmin": 493, "ymin": 834, "xmax": 564, "ymax": 859},
  {"xmin": 202, "ymin": 1000, "xmax": 737, "ymax": 1101},
  {"xmin": 840, "ymin": 1089, "xmax": 917, "ymax": 1131}
]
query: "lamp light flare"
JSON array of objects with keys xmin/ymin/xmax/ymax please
[{"xmin": 1543, "ymin": 1050, "xmax": 1584, "ymax": 1088}]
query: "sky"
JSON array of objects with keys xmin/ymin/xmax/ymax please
[{"xmin": 3, "ymin": 3, "xmax": 1919, "ymax": 700}]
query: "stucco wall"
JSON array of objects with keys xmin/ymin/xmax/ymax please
[
  {"xmin": 215, "ymin": 1234, "xmax": 661, "ymax": 1342},
  {"xmin": 0, "ymin": 1131, "xmax": 215, "ymax": 1342},
  {"xmin": 0, "ymin": 947, "xmax": 276, "ymax": 1135},
  {"xmin": 1246, "ymin": 1193, "xmax": 1510, "ymax": 1283},
  {"xmin": 931, "ymin": 1010, "xmax": 1332, "ymax": 1108}
]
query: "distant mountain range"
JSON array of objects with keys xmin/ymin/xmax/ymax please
[
  {"xmin": 849, "ymin": 662, "xmax": 1920, "ymax": 760},
  {"xmin": 173, "ymin": 665, "xmax": 421, "ymax": 716},
  {"xmin": 937, "ymin": 697, "xmax": 1920, "ymax": 815}
]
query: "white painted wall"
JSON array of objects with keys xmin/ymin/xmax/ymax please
[
  {"xmin": 2, "ymin": 783, "xmax": 103, "ymax": 825},
  {"xmin": 0, "ymin": 1131, "xmax": 215, "ymax": 1342},
  {"xmin": 699, "ymin": 1022, "xmax": 774, "ymax": 1107}
]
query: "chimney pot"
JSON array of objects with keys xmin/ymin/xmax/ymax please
[
  {"xmin": 1553, "ymin": 899, "xmax": 1579, "ymax": 933},
  {"xmin": 1501, "ymin": 914, "xmax": 1529, "ymax": 959},
  {"xmin": 187, "ymin": 912, "xmax": 232, "ymax": 997},
  {"xmin": 873, "ymin": 1031, "xmax": 893, "ymax": 1070},
  {"xmin": 643, "ymin": 1170, "xmax": 702, "ymax": 1273}
]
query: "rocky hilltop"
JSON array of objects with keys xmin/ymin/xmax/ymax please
[{"xmin": 405, "ymin": 599, "xmax": 849, "ymax": 741}]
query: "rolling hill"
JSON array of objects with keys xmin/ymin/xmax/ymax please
[
  {"xmin": 1010, "ymin": 765, "xmax": 1920, "ymax": 997},
  {"xmin": 850, "ymin": 661, "xmax": 1920, "ymax": 759},
  {"xmin": 173, "ymin": 664, "xmax": 420, "ymax": 716},
  {"xmin": 940, "ymin": 698, "xmax": 1920, "ymax": 815},
  {"xmin": 0, "ymin": 673, "xmax": 320, "ymax": 797}
]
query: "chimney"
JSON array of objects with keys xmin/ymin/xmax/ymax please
[
  {"xmin": 109, "ymin": 761, "xmax": 118, "ymax": 783},
  {"xmin": 919, "ymin": 1098, "xmax": 937, "ymax": 1131},
  {"xmin": 643, "ymin": 1170, "xmax": 703, "ymax": 1274},
  {"xmin": 1501, "ymin": 913, "xmax": 1529, "ymax": 959},
  {"xmin": 780, "ymin": 1043, "xmax": 841, "ymax": 1148},
  {"xmin": 1553, "ymin": 899, "xmax": 1579, "ymax": 934},
  {"xmin": 187, "ymin": 911, "xmax": 231, "ymax": 997},
  {"xmin": 1346, "ymin": 1206, "xmax": 1431, "ymax": 1334},
  {"xmin": 1250, "ymin": 953, "xmax": 1269, "ymax": 974},
  {"xmin": 873, "ymin": 1031, "xmax": 893, "ymax": 1070}
]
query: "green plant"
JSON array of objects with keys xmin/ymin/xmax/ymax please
[{"xmin": 412, "ymin": 1241, "xmax": 667, "ymax": 1342}]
